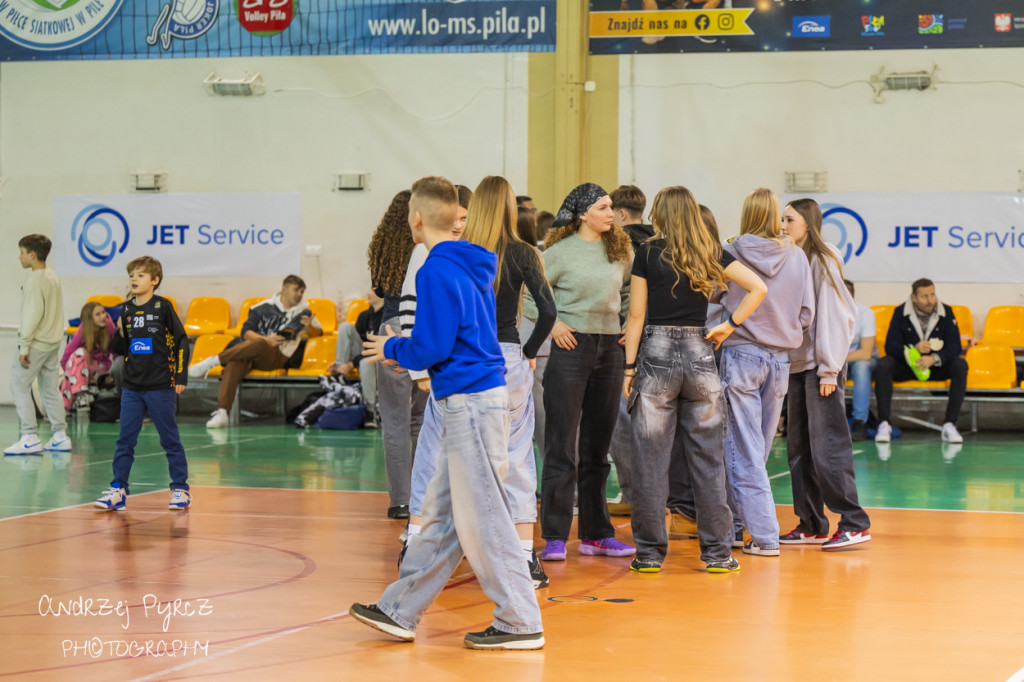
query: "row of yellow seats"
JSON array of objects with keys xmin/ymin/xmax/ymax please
[
  {"xmin": 66, "ymin": 294, "xmax": 178, "ymax": 335},
  {"xmin": 189, "ymin": 333, "xmax": 338, "ymax": 378},
  {"xmin": 184, "ymin": 297, "xmax": 370, "ymax": 337},
  {"xmin": 848, "ymin": 343, "xmax": 1023, "ymax": 390},
  {"xmin": 870, "ymin": 304, "xmax": 1024, "ymax": 357}
]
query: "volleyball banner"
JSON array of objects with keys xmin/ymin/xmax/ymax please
[
  {"xmin": 778, "ymin": 193, "xmax": 1024, "ymax": 284},
  {"xmin": 0, "ymin": 0, "xmax": 556, "ymax": 60},
  {"xmin": 51, "ymin": 193, "xmax": 301, "ymax": 278},
  {"xmin": 590, "ymin": 0, "xmax": 1024, "ymax": 54}
]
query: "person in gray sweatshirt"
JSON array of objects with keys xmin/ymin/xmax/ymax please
[
  {"xmin": 719, "ymin": 189, "xmax": 814, "ymax": 556},
  {"xmin": 780, "ymin": 198, "xmax": 871, "ymax": 551}
]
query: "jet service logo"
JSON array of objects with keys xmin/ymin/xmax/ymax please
[
  {"xmin": 71, "ymin": 204, "xmax": 130, "ymax": 268},
  {"xmin": 821, "ymin": 204, "xmax": 868, "ymax": 264}
]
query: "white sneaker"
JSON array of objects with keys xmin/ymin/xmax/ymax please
[
  {"xmin": 206, "ymin": 408, "xmax": 229, "ymax": 428},
  {"xmin": 875, "ymin": 421, "xmax": 892, "ymax": 443},
  {"xmin": 4, "ymin": 435, "xmax": 43, "ymax": 455},
  {"xmin": 94, "ymin": 486, "xmax": 127, "ymax": 511},
  {"xmin": 45, "ymin": 432, "xmax": 72, "ymax": 452},
  {"xmin": 941, "ymin": 422, "xmax": 963, "ymax": 444},
  {"xmin": 188, "ymin": 355, "xmax": 220, "ymax": 378},
  {"xmin": 169, "ymin": 489, "xmax": 192, "ymax": 510}
]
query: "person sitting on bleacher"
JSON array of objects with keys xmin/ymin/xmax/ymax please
[
  {"xmin": 189, "ymin": 275, "xmax": 322, "ymax": 428},
  {"xmin": 873, "ymin": 278, "xmax": 967, "ymax": 444},
  {"xmin": 329, "ymin": 289, "xmax": 384, "ymax": 426}
]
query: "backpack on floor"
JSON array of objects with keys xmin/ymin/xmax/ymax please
[
  {"xmin": 316, "ymin": 405, "xmax": 367, "ymax": 431},
  {"xmin": 90, "ymin": 395, "xmax": 121, "ymax": 423}
]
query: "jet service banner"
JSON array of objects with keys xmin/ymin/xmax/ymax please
[{"xmin": 779, "ymin": 193, "xmax": 1024, "ymax": 284}]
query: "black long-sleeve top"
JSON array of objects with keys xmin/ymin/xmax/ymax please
[{"xmin": 497, "ymin": 241, "xmax": 556, "ymax": 359}]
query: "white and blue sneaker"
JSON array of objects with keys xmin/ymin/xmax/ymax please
[
  {"xmin": 169, "ymin": 489, "xmax": 192, "ymax": 510},
  {"xmin": 45, "ymin": 432, "xmax": 72, "ymax": 452},
  {"xmin": 94, "ymin": 486, "xmax": 127, "ymax": 511},
  {"xmin": 4, "ymin": 435, "xmax": 43, "ymax": 455}
]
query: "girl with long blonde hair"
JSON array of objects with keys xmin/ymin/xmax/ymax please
[
  {"xmin": 61, "ymin": 301, "xmax": 117, "ymax": 410},
  {"xmin": 717, "ymin": 188, "xmax": 815, "ymax": 557},
  {"xmin": 461, "ymin": 175, "xmax": 556, "ymax": 586},
  {"xmin": 779, "ymin": 198, "xmax": 871, "ymax": 550},
  {"xmin": 622, "ymin": 186, "xmax": 766, "ymax": 573}
]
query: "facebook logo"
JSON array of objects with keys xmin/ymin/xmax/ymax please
[{"xmin": 793, "ymin": 16, "xmax": 830, "ymax": 37}]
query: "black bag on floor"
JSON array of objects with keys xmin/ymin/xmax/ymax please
[{"xmin": 90, "ymin": 395, "xmax": 121, "ymax": 423}]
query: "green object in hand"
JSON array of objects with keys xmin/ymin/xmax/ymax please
[{"xmin": 904, "ymin": 345, "xmax": 931, "ymax": 381}]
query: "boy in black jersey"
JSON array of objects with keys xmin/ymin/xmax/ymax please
[{"xmin": 94, "ymin": 256, "xmax": 191, "ymax": 512}]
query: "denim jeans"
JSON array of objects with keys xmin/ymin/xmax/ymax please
[
  {"xmin": 786, "ymin": 368, "xmax": 871, "ymax": 535},
  {"xmin": 667, "ymin": 433, "xmax": 696, "ymax": 519},
  {"xmin": 540, "ymin": 333, "xmax": 621, "ymax": 542},
  {"xmin": 112, "ymin": 388, "xmax": 188, "ymax": 494},
  {"xmin": 720, "ymin": 344, "xmax": 790, "ymax": 550},
  {"xmin": 630, "ymin": 327, "xmax": 732, "ymax": 563},
  {"xmin": 408, "ymin": 394, "xmax": 441, "ymax": 518},
  {"xmin": 849, "ymin": 358, "xmax": 876, "ymax": 423},
  {"xmin": 608, "ymin": 395, "xmax": 634, "ymax": 505},
  {"xmin": 11, "ymin": 347, "xmax": 66, "ymax": 438},
  {"xmin": 531, "ymin": 354, "xmax": 548, "ymax": 460},
  {"xmin": 377, "ymin": 317, "xmax": 429, "ymax": 506},
  {"xmin": 501, "ymin": 343, "xmax": 539, "ymax": 524},
  {"xmin": 376, "ymin": 386, "xmax": 543, "ymax": 635}
]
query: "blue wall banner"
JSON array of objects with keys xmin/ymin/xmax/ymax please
[
  {"xmin": 590, "ymin": 0, "xmax": 1024, "ymax": 54},
  {"xmin": 778, "ymin": 193, "xmax": 1024, "ymax": 284},
  {"xmin": 0, "ymin": 1, "xmax": 555, "ymax": 61},
  {"xmin": 52, "ymin": 193, "xmax": 301, "ymax": 277}
]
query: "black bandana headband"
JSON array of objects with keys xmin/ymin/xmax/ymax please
[{"xmin": 552, "ymin": 183, "xmax": 608, "ymax": 227}]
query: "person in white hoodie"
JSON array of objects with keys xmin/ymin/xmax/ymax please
[
  {"xmin": 7, "ymin": 235, "xmax": 69, "ymax": 455},
  {"xmin": 780, "ymin": 198, "xmax": 871, "ymax": 551},
  {"xmin": 719, "ymin": 189, "xmax": 814, "ymax": 557}
]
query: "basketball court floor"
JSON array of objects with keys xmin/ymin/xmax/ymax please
[{"xmin": 1, "ymin": 406, "xmax": 1022, "ymax": 681}]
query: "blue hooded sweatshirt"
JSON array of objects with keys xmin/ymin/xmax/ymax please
[{"xmin": 383, "ymin": 240, "xmax": 506, "ymax": 401}]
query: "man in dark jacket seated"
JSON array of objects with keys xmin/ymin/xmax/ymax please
[
  {"xmin": 329, "ymin": 289, "xmax": 384, "ymax": 424},
  {"xmin": 189, "ymin": 275, "xmax": 321, "ymax": 428},
  {"xmin": 873, "ymin": 278, "xmax": 967, "ymax": 444}
]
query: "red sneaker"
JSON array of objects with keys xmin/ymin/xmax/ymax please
[
  {"xmin": 821, "ymin": 530, "xmax": 871, "ymax": 551},
  {"xmin": 778, "ymin": 528, "xmax": 829, "ymax": 544}
]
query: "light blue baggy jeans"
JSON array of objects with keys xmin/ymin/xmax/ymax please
[
  {"xmin": 720, "ymin": 343, "xmax": 790, "ymax": 550},
  {"xmin": 376, "ymin": 386, "xmax": 543, "ymax": 635}
]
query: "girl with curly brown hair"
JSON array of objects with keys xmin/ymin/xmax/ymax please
[
  {"xmin": 365, "ymin": 189, "xmax": 427, "ymax": 519},
  {"xmin": 535, "ymin": 183, "xmax": 636, "ymax": 563}
]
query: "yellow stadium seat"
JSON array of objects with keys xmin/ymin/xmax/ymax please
[
  {"xmin": 189, "ymin": 334, "xmax": 232, "ymax": 377},
  {"xmin": 68, "ymin": 294, "xmax": 127, "ymax": 334},
  {"xmin": 88, "ymin": 294, "xmax": 125, "ymax": 308},
  {"xmin": 965, "ymin": 344, "xmax": 1017, "ymax": 389},
  {"xmin": 871, "ymin": 305, "xmax": 896, "ymax": 358},
  {"xmin": 980, "ymin": 306, "xmax": 1024, "ymax": 348},
  {"xmin": 346, "ymin": 298, "xmax": 369, "ymax": 325},
  {"xmin": 893, "ymin": 380, "xmax": 950, "ymax": 389},
  {"xmin": 287, "ymin": 335, "xmax": 336, "ymax": 377},
  {"xmin": 226, "ymin": 297, "xmax": 265, "ymax": 337},
  {"xmin": 307, "ymin": 298, "xmax": 338, "ymax": 335},
  {"xmin": 163, "ymin": 295, "xmax": 179, "ymax": 315},
  {"xmin": 184, "ymin": 297, "xmax": 231, "ymax": 336},
  {"xmin": 247, "ymin": 368, "xmax": 287, "ymax": 377},
  {"xmin": 949, "ymin": 305, "xmax": 974, "ymax": 349}
]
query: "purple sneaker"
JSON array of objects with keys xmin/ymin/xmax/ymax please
[
  {"xmin": 579, "ymin": 538, "xmax": 636, "ymax": 557},
  {"xmin": 540, "ymin": 540, "xmax": 567, "ymax": 561}
]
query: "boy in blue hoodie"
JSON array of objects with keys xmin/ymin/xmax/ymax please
[{"xmin": 349, "ymin": 177, "xmax": 544, "ymax": 651}]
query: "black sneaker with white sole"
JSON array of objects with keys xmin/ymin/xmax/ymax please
[
  {"xmin": 464, "ymin": 626, "xmax": 545, "ymax": 650},
  {"xmin": 528, "ymin": 549, "xmax": 549, "ymax": 589},
  {"xmin": 349, "ymin": 603, "xmax": 415, "ymax": 641}
]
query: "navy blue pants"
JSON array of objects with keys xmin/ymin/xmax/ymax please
[{"xmin": 111, "ymin": 388, "xmax": 189, "ymax": 494}]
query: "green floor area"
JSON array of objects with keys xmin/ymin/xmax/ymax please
[{"xmin": 2, "ymin": 407, "xmax": 1022, "ymax": 519}]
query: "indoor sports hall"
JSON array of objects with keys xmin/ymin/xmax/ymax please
[{"xmin": 2, "ymin": 2, "xmax": 1023, "ymax": 680}]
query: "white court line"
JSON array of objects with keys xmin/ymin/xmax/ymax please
[
  {"xmin": 1006, "ymin": 665, "xmax": 1024, "ymax": 682},
  {"xmin": 128, "ymin": 610, "xmax": 349, "ymax": 682},
  {"xmin": 0, "ymin": 490, "xmax": 164, "ymax": 523},
  {"xmin": 78, "ymin": 435, "xmax": 274, "ymax": 467},
  {"xmin": 198, "ymin": 485, "xmax": 382, "ymax": 494}
]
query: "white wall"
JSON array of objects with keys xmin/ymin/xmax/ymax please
[
  {"xmin": 619, "ymin": 48, "xmax": 1024, "ymax": 328},
  {"xmin": 0, "ymin": 54, "xmax": 529, "ymax": 403}
]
